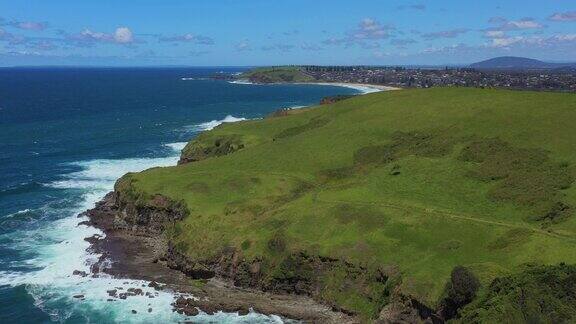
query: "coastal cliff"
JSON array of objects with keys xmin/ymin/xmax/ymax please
[
  {"xmin": 94, "ymin": 174, "xmax": 436, "ymax": 323},
  {"xmin": 87, "ymin": 87, "xmax": 576, "ymax": 323}
]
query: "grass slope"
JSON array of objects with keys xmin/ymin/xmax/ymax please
[
  {"xmin": 240, "ymin": 66, "xmax": 316, "ymax": 83},
  {"xmin": 124, "ymin": 88, "xmax": 576, "ymax": 318}
]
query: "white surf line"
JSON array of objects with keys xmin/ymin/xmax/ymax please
[{"xmin": 0, "ymin": 120, "xmax": 284, "ymax": 323}]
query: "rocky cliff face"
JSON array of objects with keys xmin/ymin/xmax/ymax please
[
  {"xmin": 113, "ymin": 176, "xmax": 188, "ymax": 234},
  {"xmin": 98, "ymin": 141, "xmax": 444, "ymax": 322},
  {"xmin": 94, "ymin": 176, "xmax": 442, "ymax": 322},
  {"xmin": 178, "ymin": 134, "xmax": 245, "ymax": 165}
]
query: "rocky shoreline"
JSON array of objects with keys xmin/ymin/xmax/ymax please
[{"xmin": 79, "ymin": 192, "xmax": 357, "ymax": 323}]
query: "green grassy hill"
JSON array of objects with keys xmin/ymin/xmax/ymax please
[
  {"xmin": 118, "ymin": 88, "xmax": 576, "ymax": 321},
  {"xmin": 240, "ymin": 66, "xmax": 316, "ymax": 83}
]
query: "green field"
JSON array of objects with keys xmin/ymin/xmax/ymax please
[
  {"xmin": 119, "ymin": 88, "xmax": 576, "ymax": 320},
  {"xmin": 240, "ymin": 66, "xmax": 316, "ymax": 83}
]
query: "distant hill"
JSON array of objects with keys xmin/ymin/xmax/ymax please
[
  {"xmin": 240, "ymin": 66, "xmax": 316, "ymax": 83},
  {"xmin": 470, "ymin": 56, "xmax": 576, "ymax": 70}
]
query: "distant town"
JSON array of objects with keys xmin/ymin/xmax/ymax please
[
  {"xmin": 228, "ymin": 57, "xmax": 576, "ymax": 93},
  {"xmin": 300, "ymin": 66, "xmax": 576, "ymax": 92}
]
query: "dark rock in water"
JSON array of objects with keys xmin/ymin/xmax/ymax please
[
  {"xmin": 238, "ymin": 309, "xmax": 249, "ymax": 316},
  {"xmin": 173, "ymin": 296, "xmax": 200, "ymax": 316},
  {"xmin": 73, "ymin": 270, "xmax": 88, "ymax": 277},
  {"xmin": 127, "ymin": 287, "xmax": 143, "ymax": 296},
  {"xmin": 131, "ymin": 310, "xmax": 137, "ymax": 314},
  {"xmin": 148, "ymin": 281, "xmax": 161, "ymax": 289},
  {"xmin": 186, "ymin": 308, "xmax": 200, "ymax": 316},
  {"xmin": 107, "ymin": 289, "xmax": 118, "ymax": 297},
  {"xmin": 148, "ymin": 308, "xmax": 152, "ymax": 313},
  {"xmin": 107, "ymin": 299, "xmax": 114, "ymax": 302},
  {"xmin": 73, "ymin": 294, "xmax": 84, "ymax": 299}
]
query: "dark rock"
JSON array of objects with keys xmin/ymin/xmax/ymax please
[
  {"xmin": 320, "ymin": 94, "xmax": 356, "ymax": 105},
  {"xmin": 165, "ymin": 244, "xmax": 215, "ymax": 279},
  {"xmin": 148, "ymin": 281, "xmax": 160, "ymax": 289},
  {"xmin": 131, "ymin": 310, "xmax": 137, "ymax": 314},
  {"xmin": 107, "ymin": 289, "xmax": 118, "ymax": 297},
  {"xmin": 73, "ymin": 294, "xmax": 84, "ymax": 299},
  {"xmin": 172, "ymin": 296, "xmax": 201, "ymax": 316},
  {"xmin": 178, "ymin": 135, "xmax": 245, "ymax": 165},
  {"xmin": 73, "ymin": 270, "xmax": 88, "ymax": 277},
  {"xmin": 238, "ymin": 309, "xmax": 249, "ymax": 316},
  {"xmin": 127, "ymin": 288, "xmax": 143, "ymax": 296}
]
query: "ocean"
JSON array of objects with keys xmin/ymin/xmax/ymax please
[{"xmin": 0, "ymin": 67, "xmax": 362, "ymax": 323}]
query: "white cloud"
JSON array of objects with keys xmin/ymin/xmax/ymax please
[
  {"xmin": 235, "ymin": 40, "xmax": 251, "ymax": 51},
  {"xmin": 507, "ymin": 19, "xmax": 542, "ymax": 29},
  {"xmin": 491, "ymin": 36, "xmax": 523, "ymax": 47},
  {"xmin": 493, "ymin": 18, "xmax": 544, "ymax": 31},
  {"xmin": 78, "ymin": 29, "xmax": 110, "ymax": 42},
  {"xmin": 552, "ymin": 34, "xmax": 576, "ymax": 42},
  {"xmin": 114, "ymin": 27, "xmax": 133, "ymax": 44},
  {"xmin": 69, "ymin": 27, "xmax": 135, "ymax": 45},
  {"xmin": 159, "ymin": 33, "xmax": 214, "ymax": 45},
  {"xmin": 488, "ymin": 33, "xmax": 576, "ymax": 48},
  {"xmin": 421, "ymin": 28, "xmax": 469, "ymax": 39},
  {"xmin": 2, "ymin": 19, "xmax": 48, "ymax": 31},
  {"xmin": 322, "ymin": 18, "xmax": 394, "ymax": 48},
  {"xmin": 353, "ymin": 18, "xmax": 394, "ymax": 40},
  {"xmin": 484, "ymin": 30, "xmax": 506, "ymax": 38},
  {"xmin": 13, "ymin": 21, "xmax": 48, "ymax": 31},
  {"xmin": 549, "ymin": 11, "xmax": 576, "ymax": 22}
]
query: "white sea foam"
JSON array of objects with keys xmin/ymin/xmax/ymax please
[
  {"xmin": 183, "ymin": 115, "xmax": 247, "ymax": 133},
  {"xmin": 227, "ymin": 80, "xmax": 254, "ymax": 85},
  {"xmin": 3, "ymin": 208, "xmax": 32, "ymax": 218},
  {"xmin": 339, "ymin": 84, "xmax": 382, "ymax": 94},
  {"xmin": 46, "ymin": 155, "xmax": 179, "ymax": 190},
  {"xmin": 287, "ymin": 105, "xmax": 307, "ymax": 110},
  {"xmin": 181, "ymin": 77, "xmax": 209, "ymax": 81},
  {"xmin": 2, "ymin": 144, "xmax": 285, "ymax": 322},
  {"xmin": 163, "ymin": 142, "xmax": 188, "ymax": 152}
]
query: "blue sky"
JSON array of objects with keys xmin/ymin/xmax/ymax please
[{"xmin": 0, "ymin": 0, "xmax": 575, "ymax": 66}]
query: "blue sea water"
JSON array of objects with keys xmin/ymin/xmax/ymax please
[{"xmin": 0, "ymin": 67, "xmax": 360, "ymax": 323}]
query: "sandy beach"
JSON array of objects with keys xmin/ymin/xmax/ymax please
[
  {"xmin": 229, "ymin": 79, "xmax": 401, "ymax": 94},
  {"xmin": 301, "ymin": 82, "xmax": 401, "ymax": 93}
]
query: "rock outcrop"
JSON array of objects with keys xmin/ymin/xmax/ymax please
[
  {"xmin": 178, "ymin": 135, "xmax": 245, "ymax": 165},
  {"xmin": 320, "ymin": 94, "xmax": 356, "ymax": 105}
]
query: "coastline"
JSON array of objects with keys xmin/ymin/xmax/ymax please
[
  {"xmin": 82, "ymin": 193, "xmax": 357, "ymax": 323},
  {"xmin": 228, "ymin": 79, "xmax": 401, "ymax": 94},
  {"xmin": 74, "ymin": 81, "xmax": 398, "ymax": 322},
  {"xmin": 296, "ymin": 82, "xmax": 401, "ymax": 93}
]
